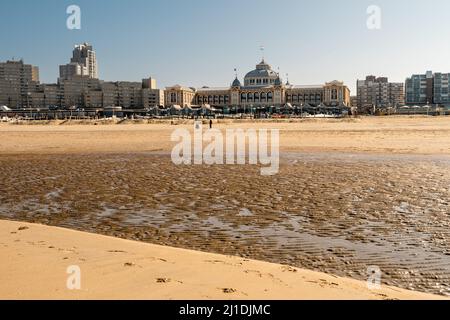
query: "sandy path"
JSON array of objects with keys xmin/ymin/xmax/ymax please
[
  {"xmin": 0, "ymin": 220, "xmax": 444, "ymax": 300},
  {"xmin": 0, "ymin": 116, "xmax": 449, "ymax": 155}
]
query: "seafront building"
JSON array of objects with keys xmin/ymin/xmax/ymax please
[
  {"xmin": 0, "ymin": 60, "xmax": 40, "ymax": 108},
  {"xmin": 59, "ymin": 43, "xmax": 98, "ymax": 80},
  {"xmin": 57, "ymin": 77, "xmax": 164, "ymax": 109},
  {"xmin": 165, "ymin": 59, "xmax": 351, "ymax": 111},
  {"xmin": 356, "ymin": 76, "xmax": 404, "ymax": 112},
  {"xmin": 405, "ymin": 71, "xmax": 450, "ymax": 106},
  {"xmin": 0, "ymin": 44, "xmax": 164, "ymax": 109},
  {"xmin": 57, "ymin": 43, "xmax": 164, "ymax": 109}
]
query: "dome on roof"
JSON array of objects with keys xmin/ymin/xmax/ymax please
[
  {"xmin": 245, "ymin": 60, "xmax": 278, "ymax": 78},
  {"xmin": 232, "ymin": 77, "xmax": 241, "ymax": 87},
  {"xmin": 244, "ymin": 59, "xmax": 278, "ymax": 86}
]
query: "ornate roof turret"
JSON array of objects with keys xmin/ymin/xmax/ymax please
[
  {"xmin": 274, "ymin": 75, "xmax": 282, "ymax": 86},
  {"xmin": 232, "ymin": 76, "xmax": 241, "ymax": 87}
]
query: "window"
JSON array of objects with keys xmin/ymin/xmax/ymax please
[
  {"xmin": 170, "ymin": 92, "xmax": 177, "ymax": 103},
  {"xmin": 241, "ymin": 93, "xmax": 247, "ymax": 102},
  {"xmin": 247, "ymin": 93, "xmax": 253, "ymax": 102},
  {"xmin": 261, "ymin": 92, "xmax": 267, "ymax": 101},
  {"xmin": 267, "ymin": 92, "xmax": 273, "ymax": 102},
  {"xmin": 331, "ymin": 89, "xmax": 338, "ymax": 100},
  {"xmin": 254, "ymin": 92, "xmax": 260, "ymax": 101}
]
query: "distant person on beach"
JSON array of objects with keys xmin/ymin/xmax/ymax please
[{"xmin": 209, "ymin": 119, "xmax": 212, "ymax": 129}]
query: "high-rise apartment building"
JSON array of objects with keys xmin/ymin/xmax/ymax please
[
  {"xmin": 59, "ymin": 43, "xmax": 98, "ymax": 80},
  {"xmin": 356, "ymin": 76, "xmax": 404, "ymax": 111},
  {"xmin": 405, "ymin": 71, "xmax": 434, "ymax": 105},
  {"xmin": 432, "ymin": 73, "xmax": 450, "ymax": 105},
  {"xmin": 404, "ymin": 71, "xmax": 450, "ymax": 106},
  {"xmin": 0, "ymin": 60, "xmax": 40, "ymax": 108}
]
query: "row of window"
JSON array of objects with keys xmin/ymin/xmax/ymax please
[
  {"xmin": 287, "ymin": 94, "xmax": 322, "ymax": 102},
  {"xmin": 169, "ymin": 92, "xmax": 195, "ymax": 103},
  {"xmin": 240, "ymin": 92, "xmax": 273, "ymax": 102},
  {"xmin": 197, "ymin": 95, "xmax": 230, "ymax": 104},
  {"xmin": 193, "ymin": 92, "xmax": 328, "ymax": 104},
  {"xmin": 245, "ymin": 78, "xmax": 275, "ymax": 86}
]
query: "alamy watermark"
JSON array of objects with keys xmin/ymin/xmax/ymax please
[
  {"xmin": 171, "ymin": 122, "xmax": 279, "ymax": 176},
  {"xmin": 367, "ymin": 5, "xmax": 381, "ymax": 30},
  {"xmin": 66, "ymin": 265, "xmax": 81, "ymax": 290},
  {"xmin": 66, "ymin": 5, "xmax": 81, "ymax": 30},
  {"xmin": 367, "ymin": 265, "xmax": 382, "ymax": 290}
]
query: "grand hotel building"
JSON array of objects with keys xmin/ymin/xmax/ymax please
[{"xmin": 165, "ymin": 59, "xmax": 351, "ymax": 110}]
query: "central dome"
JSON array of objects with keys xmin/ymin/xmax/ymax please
[{"xmin": 244, "ymin": 59, "xmax": 279, "ymax": 86}]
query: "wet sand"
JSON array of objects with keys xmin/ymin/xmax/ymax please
[
  {"xmin": 2, "ymin": 219, "xmax": 443, "ymax": 300},
  {"xmin": 0, "ymin": 117, "xmax": 449, "ymax": 297},
  {"xmin": 0, "ymin": 152, "xmax": 449, "ymax": 295}
]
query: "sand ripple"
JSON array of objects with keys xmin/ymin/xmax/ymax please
[{"xmin": 0, "ymin": 152, "xmax": 449, "ymax": 295}]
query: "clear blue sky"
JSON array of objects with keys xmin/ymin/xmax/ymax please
[{"xmin": 1, "ymin": 0, "xmax": 450, "ymax": 93}]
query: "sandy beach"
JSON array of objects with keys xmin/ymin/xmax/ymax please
[
  {"xmin": 0, "ymin": 116, "xmax": 449, "ymax": 299},
  {"xmin": 0, "ymin": 219, "xmax": 444, "ymax": 300},
  {"xmin": 0, "ymin": 116, "xmax": 449, "ymax": 155}
]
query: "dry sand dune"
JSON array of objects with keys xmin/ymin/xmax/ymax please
[{"xmin": 0, "ymin": 220, "xmax": 444, "ymax": 300}]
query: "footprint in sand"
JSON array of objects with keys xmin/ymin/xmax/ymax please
[
  {"xmin": 281, "ymin": 266, "xmax": 298, "ymax": 273},
  {"xmin": 205, "ymin": 259, "xmax": 243, "ymax": 267},
  {"xmin": 244, "ymin": 270, "xmax": 287, "ymax": 286},
  {"xmin": 221, "ymin": 288, "xmax": 237, "ymax": 294},
  {"xmin": 310, "ymin": 279, "xmax": 340, "ymax": 288},
  {"xmin": 156, "ymin": 278, "xmax": 183, "ymax": 284},
  {"xmin": 244, "ymin": 270, "xmax": 263, "ymax": 277}
]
